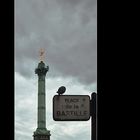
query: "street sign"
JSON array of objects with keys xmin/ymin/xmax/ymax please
[{"xmin": 53, "ymin": 95, "xmax": 90, "ymax": 121}]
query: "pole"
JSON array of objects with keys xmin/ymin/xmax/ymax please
[
  {"xmin": 91, "ymin": 92, "xmax": 97, "ymax": 140},
  {"xmin": 33, "ymin": 61, "xmax": 50, "ymax": 140}
]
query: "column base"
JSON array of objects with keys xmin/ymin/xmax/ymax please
[{"xmin": 33, "ymin": 128, "xmax": 51, "ymax": 140}]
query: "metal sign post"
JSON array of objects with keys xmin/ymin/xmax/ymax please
[{"xmin": 91, "ymin": 92, "xmax": 97, "ymax": 140}]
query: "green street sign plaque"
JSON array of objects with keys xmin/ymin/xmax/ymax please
[{"xmin": 53, "ymin": 95, "xmax": 90, "ymax": 121}]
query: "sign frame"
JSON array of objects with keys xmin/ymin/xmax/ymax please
[{"xmin": 53, "ymin": 95, "xmax": 90, "ymax": 121}]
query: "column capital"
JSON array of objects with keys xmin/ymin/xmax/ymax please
[{"xmin": 35, "ymin": 61, "xmax": 49, "ymax": 76}]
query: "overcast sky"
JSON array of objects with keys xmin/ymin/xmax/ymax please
[{"xmin": 15, "ymin": 0, "xmax": 97, "ymax": 140}]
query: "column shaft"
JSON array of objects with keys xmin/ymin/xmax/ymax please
[{"xmin": 38, "ymin": 75, "xmax": 46, "ymax": 128}]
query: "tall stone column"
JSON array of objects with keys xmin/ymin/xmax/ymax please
[{"xmin": 33, "ymin": 61, "xmax": 51, "ymax": 140}]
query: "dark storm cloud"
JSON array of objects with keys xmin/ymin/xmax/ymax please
[{"xmin": 15, "ymin": 0, "xmax": 97, "ymax": 84}]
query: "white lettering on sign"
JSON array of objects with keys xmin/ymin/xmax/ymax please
[
  {"xmin": 53, "ymin": 95, "xmax": 90, "ymax": 121},
  {"xmin": 65, "ymin": 98, "xmax": 79, "ymax": 103},
  {"xmin": 56, "ymin": 110, "xmax": 88, "ymax": 116}
]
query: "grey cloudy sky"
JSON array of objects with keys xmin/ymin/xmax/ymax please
[{"xmin": 15, "ymin": 0, "xmax": 97, "ymax": 140}]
